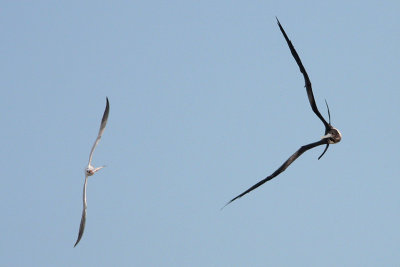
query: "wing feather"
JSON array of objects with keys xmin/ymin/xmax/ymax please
[
  {"xmin": 224, "ymin": 139, "xmax": 327, "ymax": 207},
  {"xmin": 74, "ymin": 175, "xmax": 88, "ymax": 247},
  {"xmin": 276, "ymin": 18, "xmax": 329, "ymax": 130},
  {"xmin": 88, "ymin": 97, "xmax": 110, "ymax": 165}
]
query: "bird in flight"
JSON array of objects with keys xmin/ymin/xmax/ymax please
[
  {"xmin": 223, "ymin": 18, "xmax": 342, "ymax": 208},
  {"xmin": 74, "ymin": 97, "xmax": 110, "ymax": 247}
]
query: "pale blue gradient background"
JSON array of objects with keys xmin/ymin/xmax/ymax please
[{"xmin": 1, "ymin": 1, "xmax": 399, "ymax": 266}]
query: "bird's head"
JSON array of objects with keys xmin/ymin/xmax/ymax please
[
  {"xmin": 85, "ymin": 166, "xmax": 95, "ymax": 176},
  {"xmin": 322, "ymin": 126, "xmax": 342, "ymax": 144},
  {"xmin": 320, "ymin": 99, "xmax": 341, "ymax": 144}
]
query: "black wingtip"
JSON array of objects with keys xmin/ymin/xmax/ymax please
[
  {"xmin": 74, "ymin": 211, "xmax": 86, "ymax": 248},
  {"xmin": 221, "ymin": 199, "xmax": 235, "ymax": 210},
  {"xmin": 276, "ymin": 17, "xmax": 282, "ymax": 28},
  {"xmin": 221, "ymin": 193, "xmax": 246, "ymax": 210},
  {"xmin": 220, "ymin": 203, "xmax": 228, "ymax": 211},
  {"xmin": 276, "ymin": 18, "xmax": 289, "ymax": 41},
  {"xmin": 104, "ymin": 97, "xmax": 110, "ymax": 116},
  {"xmin": 74, "ymin": 234, "xmax": 81, "ymax": 247},
  {"xmin": 100, "ymin": 97, "xmax": 110, "ymax": 127},
  {"xmin": 74, "ymin": 230, "xmax": 83, "ymax": 247}
]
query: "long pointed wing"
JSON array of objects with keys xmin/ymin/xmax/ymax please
[
  {"xmin": 276, "ymin": 18, "xmax": 329, "ymax": 130},
  {"xmin": 74, "ymin": 175, "xmax": 88, "ymax": 247},
  {"xmin": 88, "ymin": 97, "xmax": 110, "ymax": 166},
  {"xmin": 224, "ymin": 139, "xmax": 327, "ymax": 207}
]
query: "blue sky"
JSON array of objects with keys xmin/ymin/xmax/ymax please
[{"xmin": 1, "ymin": 1, "xmax": 399, "ymax": 266}]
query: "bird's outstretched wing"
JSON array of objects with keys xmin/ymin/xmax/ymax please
[
  {"xmin": 74, "ymin": 175, "xmax": 88, "ymax": 247},
  {"xmin": 276, "ymin": 18, "xmax": 329, "ymax": 130},
  {"xmin": 223, "ymin": 139, "xmax": 327, "ymax": 208},
  {"xmin": 88, "ymin": 97, "xmax": 110, "ymax": 166}
]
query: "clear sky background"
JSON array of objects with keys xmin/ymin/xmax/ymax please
[{"xmin": 1, "ymin": 1, "xmax": 399, "ymax": 266}]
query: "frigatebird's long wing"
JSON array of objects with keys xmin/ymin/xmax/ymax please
[
  {"xmin": 74, "ymin": 175, "xmax": 88, "ymax": 247},
  {"xmin": 224, "ymin": 139, "xmax": 327, "ymax": 207},
  {"xmin": 276, "ymin": 18, "xmax": 329, "ymax": 130},
  {"xmin": 88, "ymin": 97, "xmax": 110, "ymax": 166}
]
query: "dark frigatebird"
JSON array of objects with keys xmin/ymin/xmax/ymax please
[
  {"xmin": 74, "ymin": 97, "xmax": 110, "ymax": 247},
  {"xmin": 223, "ymin": 18, "xmax": 342, "ymax": 207}
]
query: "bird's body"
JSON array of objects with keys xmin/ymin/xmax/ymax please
[
  {"xmin": 224, "ymin": 18, "xmax": 341, "ymax": 207},
  {"xmin": 74, "ymin": 97, "xmax": 109, "ymax": 247}
]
